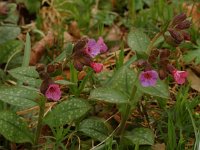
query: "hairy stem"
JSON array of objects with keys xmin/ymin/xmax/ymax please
[{"xmin": 33, "ymin": 96, "xmax": 46, "ymax": 149}]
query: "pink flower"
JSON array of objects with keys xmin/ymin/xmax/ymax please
[
  {"xmin": 172, "ymin": 70, "xmax": 187, "ymax": 84},
  {"xmin": 45, "ymin": 84, "xmax": 61, "ymax": 101},
  {"xmin": 85, "ymin": 37, "xmax": 107, "ymax": 58},
  {"xmin": 139, "ymin": 70, "xmax": 158, "ymax": 87},
  {"xmin": 90, "ymin": 62, "xmax": 103, "ymax": 73},
  {"xmin": 97, "ymin": 37, "xmax": 108, "ymax": 53}
]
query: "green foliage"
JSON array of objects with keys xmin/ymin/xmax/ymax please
[
  {"xmin": 8, "ymin": 66, "xmax": 41, "ymax": 87},
  {"xmin": 44, "ymin": 98, "xmax": 91, "ymax": 127},
  {"xmin": 0, "ymin": 40, "xmax": 23, "ymax": 64},
  {"xmin": 0, "ymin": 26, "xmax": 21, "ymax": 44},
  {"xmin": 0, "ymin": 86, "xmax": 38, "ymax": 108},
  {"xmin": 0, "ymin": 111, "xmax": 34, "ymax": 143},
  {"xmin": 127, "ymin": 29, "xmax": 150, "ymax": 57},
  {"xmin": 90, "ymin": 87, "xmax": 129, "ymax": 104},
  {"xmin": 79, "ymin": 118, "xmax": 110, "ymax": 141},
  {"xmin": 124, "ymin": 128, "xmax": 154, "ymax": 146}
]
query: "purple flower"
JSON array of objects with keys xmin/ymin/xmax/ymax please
[
  {"xmin": 139, "ymin": 70, "xmax": 158, "ymax": 87},
  {"xmin": 85, "ymin": 37, "xmax": 107, "ymax": 58},
  {"xmin": 45, "ymin": 84, "xmax": 61, "ymax": 101}
]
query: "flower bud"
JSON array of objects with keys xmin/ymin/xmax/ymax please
[
  {"xmin": 151, "ymin": 49, "xmax": 160, "ymax": 57},
  {"xmin": 164, "ymin": 35, "xmax": 179, "ymax": 47},
  {"xmin": 47, "ymin": 64, "xmax": 55, "ymax": 73},
  {"xmin": 160, "ymin": 49, "xmax": 170, "ymax": 59},
  {"xmin": 36, "ymin": 63, "xmax": 45, "ymax": 73},
  {"xmin": 148, "ymin": 54, "xmax": 156, "ymax": 63},
  {"xmin": 168, "ymin": 29, "xmax": 184, "ymax": 43},
  {"xmin": 159, "ymin": 69, "xmax": 167, "ymax": 80},
  {"xmin": 181, "ymin": 31, "xmax": 191, "ymax": 41},
  {"xmin": 175, "ymin": 20, "xmax": 191, "ymax": 30},
  {"xmin": 137, "ymin": 60, "xmax": 147, "ymax": 68},
  {"xmin": 0, "ymin": 2, "xmax": 9, "ymax": 16},
  {"xmin": 171, "ymin": 13, "xmax": 186, "ymax": 26}
]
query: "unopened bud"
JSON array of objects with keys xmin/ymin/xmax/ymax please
[
  {"xmin": 148, "ymin": 54, "xmax": 156, "ymax": 63},
  {"xmin": 160, "ymin": 59, "xmax": 169, "ymax": 68},
  {"xmin": 168, "ymin": 29, "xmax": 184, "ymax": 43},
  {"xmin": 151, "ymin": 49, "xmax": 160, "ymax": 57},
  {"xmin": 171, "ymin": 13, "xmax": 186, "ymax": 26},
  {"xmin": 167, "ymin": 64, "xmax": 175, "ymax": 73},
  {"xmin": 164, "ymin": 35, "xmax": 179, "ymax": 47},
  {"xmin": 175, "ymin": 20, "xmax": 191, "ymax": 30},
  {"xmin": 160, "ymin": 49, "xmax": 170, "ymax": 59},
  {"xmin": 159, "ymin": 69, "xmax": 167, "ymax": 80},
  {"xmin": 0, "ymin": 2, "xmax": 9, "ymax": 16},
  {"xmin": 36, "ymin": 63, "xmax": 45, "ymax": 73},
  {"xmin": 47, "ymin": 64, "xmax": 55, "ymax": 73},
  {"xmin": 137, "ymin": 59, "xmax": 147, "ymax": 68},
  {"xmin": 181, "ymin": 31, "xmax": 190, "ymax": 41}
]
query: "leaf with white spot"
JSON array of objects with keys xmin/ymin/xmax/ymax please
[
  {"xmin": 89, "ymin": 87, "xmax": 129, "ymax": 104},
  {"xmin": 127, "ymin": 29, "xmax": 150, "ymax": 56},
  {"xmin": 137, "ymin": 79, "xmax": 169, "ymax": 99},
  {"xmin": 124, "ymin": 128, "xmax": 154, "ymax": 146},
  {"xmin": 0, "ymin": 40, "xmax": 23, "ymax": 63},
  {"xmin": 8, "ymin": 66, "xmax": 41, "ymax": 87},
  {"xmin": 79, "ymin": 118, "xmax": 110, "ymax": 141},
  {"xmin": 105, "ymin": 66, "xmax": 136, "ymax": 95},
  {"xmin": 44, "ymin": 98, "xmax": 91, "ymax": 127},
  {"xmin": 0, "ymin": 86, "xmax": 39, "ymax": 108},
  {"xmin": 0, "ymin": 111, "xmax": 34, "ymax": 143}
]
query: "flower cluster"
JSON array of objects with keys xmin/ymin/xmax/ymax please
[
  {"xmin": 73, "ymin": 37, "xmax": 108, "ymax": 73},
  {"xmin": 165, "ymin": 13, "xmax": 191, "ymax": 46},
  {"xmin": 138, "ymin": 49, "xmax": 188, "ymax": 87}
]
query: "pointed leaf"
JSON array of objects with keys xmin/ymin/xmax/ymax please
[
  {"xmin": 44, "ymin": 98, "xmax": 91, "ymax": 127},
  {"xmin": 127, "ymin": 29, "xmax": 150, "ymax": 56},
  {"xmin": 0, "ymin": 111, "xmax": 34, "ymax": 143},
  {"xmin": 89, "ymin": 87, "xmax": 129, "ymax": 104},
  {"xmin": 79, "ymin": 118, "xmax": 110, "ymax": 141},
  {"xmin": 124, "ymin": 128, "xmax": 154, "ymax": 146},
  {"xmin": 8, "ymin": 66, "xmax": 41, "ymax": 87},
  {"xmin": 0, "ymin": 86, "xmax": 39, "ymax": 108}
]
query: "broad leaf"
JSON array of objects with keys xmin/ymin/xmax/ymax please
[
  {"xmin": 79, "ymin": 118, "xmax": 110, "ymax": 141},
  {"xmin": 44, "ymin": 98, "xmax": 91, "ymax": 127},
  {"xmin": 89, "ymin": 87, "xmax": 129, "ymax": 104},
  {"xmin": 0, "ymin": 26, "xmax": 21, "ymax": 44},
  {"xmin": 8, "ymin": 66, "xmax": 41, "ymax": 87},
  {"xmin": 0, "ymin": 111, "xmax": 34, "ymax": 143},
  {"xmin": 105, "ymin": 66, "xmax": 136, "ymax": 95},
  {"xmin": 137, "ymin": 79, "xmax": 169, "ymax": 99},
  {"xmin": 0, "ymin": 40, "xmax": 23, "ymax": 63},
  {"xmin": 127, "ymin": 29, "xmax": 150, "ymax": 56},
  {"xmin": 124, "ymin": 128, "xmax": 154, "ymax": 146},
  {"xmin": 0, "ymin": 86, "xmax": 39, "ymax": 108}
]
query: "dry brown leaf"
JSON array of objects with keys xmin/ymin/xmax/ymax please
[
  {"xmin": 187, "ymin": 68, "xmax": 200, "ymax": 92},
  {"xmin": 30, "ymin": 31, "xmax": 54, "ymax": 65},
  {"xmin": 152, "ymin": 143, "xmax": 165, "ymax": 150}
]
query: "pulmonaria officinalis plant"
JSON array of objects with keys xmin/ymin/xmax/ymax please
[{"xmin": 72, "ymin": 37, "xmax": 107, "ymax": 73}]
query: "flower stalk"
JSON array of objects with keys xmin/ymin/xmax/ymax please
[{"xmin": 33, "ymin": 96, "xmax": 46, "ymax": 149}]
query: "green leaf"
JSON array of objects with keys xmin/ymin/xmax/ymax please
[
  {"xmin": 55, "ymin": 80, "xmax": 75, "ymax": 85},
  {"xmin": 8, "ymin": 66, "xmax": 41, "ymax": 87},
  {"xmin": 105, "ymin": 66, "xmax": 136, "ymax": 95},
  {"xmin": 0, "ymin": 111, "xmax": 34, "ymax": 143},
  {"xmin": 89, "ymin": 87, "xmax": 129, "ymax": 104},
  {"xmin": 0, "ymin": 40, "xmax": 23, "ymax": 63},
  {"xmin": 22, "ymin": 33, "xmax": 31, "ymax": 67},
  {"xmin": 0, "ymin": 26, "xmax": 21, "ymax": 44},
  {"xmin": 183, "ymin": 49, "xmax": 200, "ymax": 64},
  {"xmin": 0, "ymin": 86, "xmax": 38, "ymax": 108},
  {"xmin": 79, "ymin": 118, "xmax": 110, "ymax": 141},
  {"xmin": 124, "ymin": 128, "xmax": 154, "ymax": 146},
  {"xmin": 137, "ymin": 79, "xmax": 169, "ymax": 99},
  {"xmin": 44, "ymin": 98, "xmax": 91, "ymax": 127},
  {"xmin": 127, "ymin": 29, "xmax": 150, "ymax": 56}
]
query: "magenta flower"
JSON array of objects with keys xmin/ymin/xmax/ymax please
[
  {"xmin": 139, "ymin": 70, "xmax": 158, "ymax": 87},
  {"xmin": 172, "ymin": 70, "xmax": 187, "ymax": 84},
  {"xmin": 90, "ymin": 62, "xmax": 103, "ymax": 73},
  {"xmin": 45, "ymin": 84, "xmax": 61, "ymax": 101},
  {"xmin": 97, "ymin": 37, "xmax": 108, "ymax": 53},
  {"xmin": 85, "ymin": 37, "xmax": 107, "ymax": 58}
]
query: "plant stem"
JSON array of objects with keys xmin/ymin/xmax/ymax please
[
  {"xmin": 147, "ymin": 31, "xmax": 164, "ymax": 54},
  {"xmin": 33, "ymin": 96, "xmax": 46, "ymax": 149}
]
